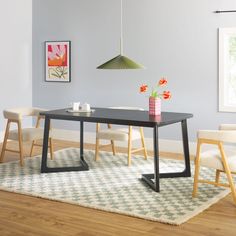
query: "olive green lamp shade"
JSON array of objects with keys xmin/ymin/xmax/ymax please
[
  {"xmin": 97, "ymin": 54, "xmax": 145, "ymax": 69},
  {"xmin": 97, "ymin": 0, "xmax": 145, "ymax": 70}
]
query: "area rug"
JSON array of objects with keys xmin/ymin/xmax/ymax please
[{"xmin": 0, "ymin": 148, "xmax": 231, "ymax": 225}]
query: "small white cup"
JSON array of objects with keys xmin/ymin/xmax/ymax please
[
  {"xmin": 72, "ymin": 102, "xmax": 80, "ymax": 111},
  {"xmin": 82, "ymin": 103, "xmax": 90, "ymax": 111}
]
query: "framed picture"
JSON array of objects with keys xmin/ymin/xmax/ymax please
[
  {"xmin": 45, "ymin": 41, "xmax": 71, "ymax": 82},
  {"xmin": 219, "ymin": 28, "xmax": 236, "ymax": 112}
]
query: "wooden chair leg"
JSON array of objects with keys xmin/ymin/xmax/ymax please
[
  {"xmin": 107, "ymin": 124, "xmax": 116, "ymax": 156},
  {"xmin": 215, "ymin": 170, "xmax": 221, "ymax": 186},
  {"xmin": 30, "ymin": 116, "xmax": 41, "ymax": 157},
  {"xmin": 30, "ymin": 140, "xmax": 35, "ymax": 157},
  {"xmin": 127, "ymin": 126, "xmax": 132, "ymax": 166},
  {"xmin": 48, "ymin": 119, "xmax": 54, "ymax": 160},
  {"xmin": 49, "ymin": 138, "xmax": 54, "ymax": 160},
  {"xmin": 192, "ymin": 140, "xmax": 201, "ymax": 197},
  {"xmin": 95, "ymin": 138, "xmax": 100, "ymax": 161},
  {"xmin": 0, "ymin": 120, "xmax": 11, "ymax": 163},
  {"xmin": 17, "ymin": 121, "xmax": 24, "ymax": 167},
  {"xmin": 219, "ymin": 143, "xmax": 236, "ymax": 204},
  {"xmin": 111, "ymin": 140, "xmax": 116, "ymax": 155},
  {"xmin": 140, "ymin": 127, "xmax": 148, "ymax": 160},
  {"xmin": 95, "ymin": 123, "xmax": 100, "ymax": 161}
]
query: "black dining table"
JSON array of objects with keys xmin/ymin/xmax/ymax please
[{"xmin": 40, "ymin": 107, "xmax": 193, "ymax": 192}]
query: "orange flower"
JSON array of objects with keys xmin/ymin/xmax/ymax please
[
  {"xmin": 159, "ymin": 78, "xmax": 167, "ymax": 86},
  {"xmin": 139, "ymin": 78, "xmax": 171, "ymax": 100},
  {"xmin": 140, "ymin": 84, "xmax": 148, "ymax": 93},
  {"xmin": 163, "ymin": 91, "xmax": 171, "ymax": 99}
]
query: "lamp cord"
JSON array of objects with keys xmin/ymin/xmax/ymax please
[{"xmin": 120, "ymin": 0, "xmax": 123, "ymax": 55}]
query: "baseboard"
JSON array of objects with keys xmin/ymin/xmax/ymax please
[
  {"xmin": 1, "ymin": 128, "xmax": 234, "ymax": 159},
  {"xmin": 52, "ymin": 129, "xmax": 197, "ymax": 156}
]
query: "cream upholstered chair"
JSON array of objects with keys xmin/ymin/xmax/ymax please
[
  {"xmin": 95, "ymin": 107, "xmax": 148, "ymax": 166},
  {"xmin": 0, "ymin": 107, "xmax": 54, "ymax": 166},
  {"xmin": 192, "ymin": 124, "xmax": 236, "ymax": 204}
]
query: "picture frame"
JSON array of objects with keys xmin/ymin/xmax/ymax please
[
  {"xmin": 45, "ymin": 41, "xmax": 71, "ymax": 82},
  {"xmin": 219, "ymin": 28, "xmax": 236, "ymax": 112}
]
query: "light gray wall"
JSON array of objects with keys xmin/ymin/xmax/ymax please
[
  {"xmin": 33, "ymin": 0, "xmax": 236, "ymax": 141},
  {"xmin": 0, "ymin": 0, "xmax": 32, "ymax": 132}
]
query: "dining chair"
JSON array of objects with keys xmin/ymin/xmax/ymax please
[
  {"xmin": 192, "ymin": 124, "xmax": 236, "ymax": 204},
  {"xmin": 95, "ymin": 107, "xmax": 148, "ymax": 166},
  {"xmin": 0, "ymin": 107, "xmax": 54, "ymax": 166}
]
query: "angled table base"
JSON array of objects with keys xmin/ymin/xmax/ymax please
[
  {"xmin": 41, "ymin": 118, "xmax": 89, "ymax": 173},
  {"xmin": 142, "ymin": 170, "xmax": 191, "ymax": 192},
  {"xmin": 41, "ymin": 160, "xmax": 89, "ymax": 173},
  {"xmin": 141, "ymin": 120, "xmax": 191, "ymax": 192}
]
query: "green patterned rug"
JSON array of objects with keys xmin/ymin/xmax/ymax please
[{"xmin": 0, "ymin": 148, "xmax": 230, "ymax": 225}]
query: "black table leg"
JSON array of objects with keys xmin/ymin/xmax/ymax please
[
  {"xmin": 142, "ymin": 125, "xmax": 160, "ymax": 192},
  {"xmin": 79, "ymin": 121, "xmax": 88, "ymax": 168},
  {"xmin": 181, "ymin": 119, "xmax": 191, "ymax": 177},
  {"xmin": 142, "ymin": 120, "xmax": 191, "ymax": 191},
  {"xmin": 156, "ymin": 119, "xmax": 191, "ymax": 179},
  {"xmin": 154, "ymin": 125, "xmax": 160, "ymax": 191},
  {"xmin": 41, "ymin": 117, "xmax": 50, "ymax": 173},
  {"xmin": 40, "ymin": 118, "xmax": 89, "ymax": 173}
]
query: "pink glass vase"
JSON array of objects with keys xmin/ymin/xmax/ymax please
[{"xmin": 149, "ymin": 97, "xmax": 161, "ymax": 115}]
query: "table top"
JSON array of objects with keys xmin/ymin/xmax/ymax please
[{"xmin": 40, "ymin": 108, "xmax": 193, "ymax": 127}]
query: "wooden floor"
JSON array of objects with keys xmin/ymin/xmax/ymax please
[{"xmin": 0, "ymin": 140, "xmax": 236, "ymax": 236}]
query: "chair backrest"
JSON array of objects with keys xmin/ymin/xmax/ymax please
[
  {"xmin": 3, "ymin": 107, "xmax": 47, "ymax": 120},
  {"xmin": 108, "ymin": 106, "xmax": 144, "ymax": 111},
  {"xmin": 219, "ymin": 124, "xmax": 236, "ymax": 131},
  {"xmin": 198, "ymin": 130, "xmax": 236, "ymax": 143}
]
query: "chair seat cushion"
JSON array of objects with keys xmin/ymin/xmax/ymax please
[
  {"xmin": 8, "ymin": 128, "xmax": 45, "ymax": 142},
  {"xmin": 97, "ymin": 128, "xmax": 141, "ymax": 141},
  {"xmin": 200, "ymin": 148, "xmax": 236, "ymax": 172}
]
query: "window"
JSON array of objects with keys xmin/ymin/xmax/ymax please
[{"xmin": 219, "ymin": 28, "xmax": 236, "ymax": 112}]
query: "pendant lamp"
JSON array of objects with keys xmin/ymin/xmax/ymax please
[{"xmin": 97, "ymin": 0, "xmax": 145, "ymax": 69}]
